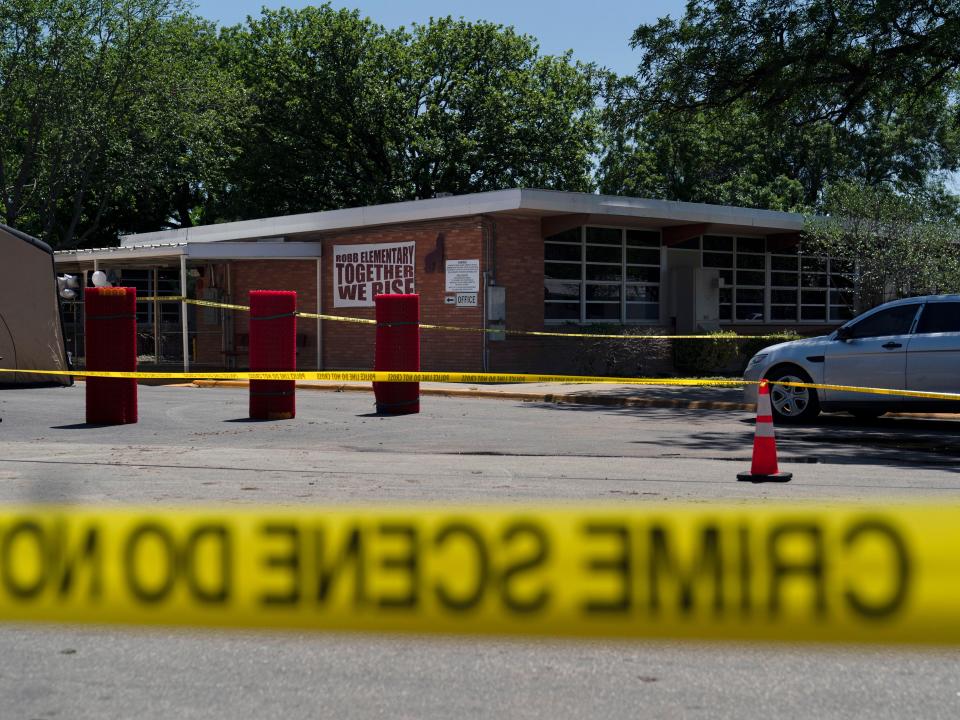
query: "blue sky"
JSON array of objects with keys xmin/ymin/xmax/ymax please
[{"xmin": 190, "ymin": 0, "xmax": 689, "ymax": 75}]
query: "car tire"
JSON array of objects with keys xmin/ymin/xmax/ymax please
[{"xmin": 764, "ymin": 366, "xmax": 820, "ymax": 424}]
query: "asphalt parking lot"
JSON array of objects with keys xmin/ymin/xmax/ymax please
[{"xmin": 1, "ymin": 383, "xmax": 959, "ymax": 719}]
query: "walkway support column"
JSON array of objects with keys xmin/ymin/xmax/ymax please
[
  {"xmin": 85, "ymin": 286, "xmax": 137, "ymax": 424},
  {"xmin": 374, "ymin": 293, "xmax": 420, "ymax": 414},
  {"xmin": 249, "ymin": 290, "xmax": 297, "ymax": 420},
  {"xmin": 180, "ymin": 255, "xmax": 189, "ymax": 373}
]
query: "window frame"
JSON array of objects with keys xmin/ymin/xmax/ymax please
[
  {"xmin": 912, "ymin": 301, "xmax": 960, "ymax": 335},
  {"xmin": 845, "ymin": 302, "xmax": 923, "ymax": 339},
  {"xmin": 702, "ymin": 236, "xmax": 854, "ymax": 325},
  {"xmin": 544, "ymin": 225, "xmax": 663, "ymax": 325}
]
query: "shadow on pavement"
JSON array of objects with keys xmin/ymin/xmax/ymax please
[
  {"xmin": 524, "ymin": 400, "xmax": 960, "ymax": 470},
  {"xmin": 50, "ymin": 423, "xmax": 115, "ymax": 430}
]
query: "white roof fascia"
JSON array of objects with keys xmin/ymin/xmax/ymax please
[
  {"xmin": 185, "ymin": 241, "xmax": 323, "ymax": 260},
  {"xmin": 117, "ymin": 188, "xmax": 806, "ymax": 248},
  {"xmin": 54, "ymin": 244, "xmax": 186, "ymax": 264},
  {"xmin": 121, "ymin": 189, "xmax": 524, "ymax": 247},
  {"xmin": 517, "ymin": 189, "xmax": 805, "ymax": 232}
]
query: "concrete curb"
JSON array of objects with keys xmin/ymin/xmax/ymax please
[{"xmin": 189, "ymin": 379, "xmax": 753, "ymax": 412}]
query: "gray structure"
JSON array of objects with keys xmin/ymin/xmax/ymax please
[{"xmin": 0, "ymin": 224, "xmax": 70, "ymax": 385}]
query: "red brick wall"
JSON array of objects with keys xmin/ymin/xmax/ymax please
[
  {"xmin": 486, "ymin": 216, "xmax": 546, "ymax": 373},
  {"xmin": 229, "ymin": 260, "xmax": 320, "ymax": 369},
  {"xmin": 320, "ymin": 219, "xmax": 485, "ymax": 371},
  {"xmin": 194, "ymin": 215, "xmax": 610, "ymax": 375}
]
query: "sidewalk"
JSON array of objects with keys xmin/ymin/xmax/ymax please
[{"xmin": 190, "ymin": 379, "xmax": 751, "ymax": 411}]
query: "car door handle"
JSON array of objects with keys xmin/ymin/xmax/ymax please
[{"xmin": 882, "ymin": 342, "xmax": 902, "ymax": 349}]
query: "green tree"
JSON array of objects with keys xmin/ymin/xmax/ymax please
[
  {"xmin": 210, "ymin": 8, "xmax": 603, "ymax": 221},
  {"xmin": 603, "ymin": 1, "xmax": 960, "ymax": 209},
  {"xmin": 803, "ymin": 181, "xmax": 960, "ymax": 309},
  {"xmin": 211, "ymin": 5, "xmax": 408, "ymax": 220},
  {"xmin": 0, "ymin": 0, "xmax": 246, "ymax": 248},
  {"xmin": 398, "ymin": 17, "xmax": 601, "ymax": 199}
]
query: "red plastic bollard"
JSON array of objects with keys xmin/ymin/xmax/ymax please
[
  {"xmin": 249, "ymin": 290, "xmax": 297, "ymax": 420},
  {"xmin": 85, "ymin": 287, "xmax": 138, "ymax": 424},
  {"xmin": 374, "ymin": 293, "xmax": 420, "ymax": 414}
]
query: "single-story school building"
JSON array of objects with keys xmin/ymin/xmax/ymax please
[{"xmin": 53, "ymin": 189, "xmax": 853, "ymax": 374}]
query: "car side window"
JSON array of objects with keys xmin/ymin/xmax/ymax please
[
  {"xmin": 915, "ymin": 302, "xmax": 960, "ymax": 334},
  {"xmin": 847, "ymin": 304, "xmax": 920, "ymax": 339}
]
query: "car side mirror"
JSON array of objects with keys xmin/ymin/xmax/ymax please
[{"xmin": 835, "ymin": 326, "xmax": 852, "ymax": 342}]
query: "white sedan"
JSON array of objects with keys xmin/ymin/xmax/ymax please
[{"xmin": 743, "ymin": 295, "xmax": 960, "ymax": 422}]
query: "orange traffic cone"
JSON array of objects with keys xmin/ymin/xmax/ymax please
[{"xmin": 738, "ymin": 379, "xmax": 793, "ymax": 483}]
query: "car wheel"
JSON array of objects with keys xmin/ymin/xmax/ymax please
[{"xmin": 764, "ymin": 367, "xmax": 820, "ymax": 424}]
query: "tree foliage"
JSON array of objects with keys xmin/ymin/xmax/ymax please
[
  {"xmin": 0, "ymin": 0, "xmax": 246, "ymax": 248},
  {"xmin": 603, "ymin": 1, "xmax": 960, "ymax": 209},
  {"xmin": 210, "ymin": 8, "xmax": 601, "ymax": 221},
  {"xmin": 803, "ymin": 181, "xmax": 960, "ymax": 308},
  {"xmin": 397, "ymin": 17, "xmax": 600, "ymax": 200}
]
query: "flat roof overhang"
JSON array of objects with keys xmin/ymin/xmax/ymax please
[
  {"xmin": 114, "ymin": 189, "xmax": 806, "ymax": 249},
  {"xmin": 54, "ymin": 241, "xmax": 325, "ymax": 269}
]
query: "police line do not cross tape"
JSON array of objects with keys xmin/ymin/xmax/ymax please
[{"xmin": 0, "ymin": 504, "xmax": 958, "ymax": 644}]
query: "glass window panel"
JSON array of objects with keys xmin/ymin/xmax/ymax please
[
  {"xmin": 737, "ymin": 270, "xmax": 765, "ymax": 286},
  {"xmin": 545, "ymin": 243, "xmax": 581, "ymax": 262},
  {"xmin": 672, "ymin": 236, "xmax": 700, "ymax": 250},
  {"xmin": 801, "ymin": 257, "xmax": 827, "ymax": 274},
  {"xmin": 544, "ymin": 281, "xmax": 580, "ymax": 300},
  {"xmin": 545, "ymin": 263, "xmax": 581, "ymax": 280},
  {"xmin": 736, "ymin": 253, "xmax": 765, "ymax": 269},
  {"xmin": 771, "ymin": 305, "xmax": 798, "ymax": 320},
  {"xmin": 545, "ymin": 227, "xmax": 580, "ymax": 243},
  {"xmin": 585, "ymin": 303, "xmax": 621, "ymax": 320},
  {"xmin": 624, "ymin": 266, "xmax": 660, "ymax": 283},
  {"xmin": 586, "ymin": 284, "xmax": 621, "ymax": 301},
  {"xmin": 703, "ymin": 252, "xmax": 733, "ymax": 268},
  {"xmin": 736, "ymin": 305, "xmax": 765, "ymax": 321},
  {"xmin": 831, "ymin": 306, "xmax": 855, "ymax": 321},
  {"xmin": 626, "ymin": 230, "xmax": 660, "ymax": 248},
  {"xmin": 772, "ymin": 289, "xmax": 797, "ymax": 304},
  {"xmin": 848, "ymin": 304, "xmax": 922, "ymax": 337},
  {"xmin": 586, "ymin": 227, "xmax": 622, "ymax": 245},
  {"xmin": 719, "ymin": 288, "xmax": 733, "ymax": 304},
  {"xmin": 626, "ymin": 248, "xmax": 660, "ymax": 265},
  {"xmin": 718, "ymin": 269, "xmax": 734, "ymax": 285},
  {"xmin": 586, "ymin": 265, "xmax": 622, "ymax": 281},
  {"xmin": 801, "ymin": 306, "xmax": 827, "ymax": 321},
  {"xmin": 802, "ymin": 289, "xmax": 826, "ymax": 305},
  {"xmin": 625, "ymin": 285, "xmax": 659, "ymax": 302},
  {"xmin": 771, "ymin": 243, "xmax": 799, "ymax": 255},
  {"xmin": 737, "ymin": 237, "xmax": 765, "ymax": 253},
  {"xmin": 916, "ymin": 303, "xmax": 960, "ymax": 333},
  {"xmin": 703, "ymin": 235, "xmax": 734, "ymax": 251},
  {"xmin": 829, "ymin": 274, "xmax": 854, "ymax": 289},
  {"xmin": 830, "ymin": 289, "xmax": 854, "ymax": 305},
  {"xmin": 772, "ymin": 255, "xmax": 798, "ymax": 271},
  {"xmin": 771, "ymin": 271, "xmax": 798, "ymax": 287},
  {"xmin": 545, "ymin": 302, "xmax": 580, "ymax": 321},
  {"xmin": 586, "ymin": 245, "xmax": 621, "ymax": 263},
  {"xmin": 801, "ymin": 273, "xmax": 827, "ymax": 288},
  {"xmin": 626, "ymin": 303, "xmax": 659, "ymax": 320},
  {"xmin": 720, "ymin": 304, "xmax": 732, "ymax": 321},
  {"xmin": 737, "ymin": 288, "xmax": 764, "ymax": 304}
]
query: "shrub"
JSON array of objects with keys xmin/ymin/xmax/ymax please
[{"xmin": 673, "ymin": 331, "xmax": 800, "ymax": 375}]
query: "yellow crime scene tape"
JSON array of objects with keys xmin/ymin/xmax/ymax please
[
  {"xmin": 0, "ymin": 366, "xmax": 744, "ymax": 386},
  {"xmin": 0, "ymin": 502, "xmax": 957, "ymax": 644},
  {"xmin": 2, "ymin": 367, "xmax": 960, "ymax": 402},
  {"xmin": 132, "ymin": 296, "xmax": 788, "ymax": 340}
]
